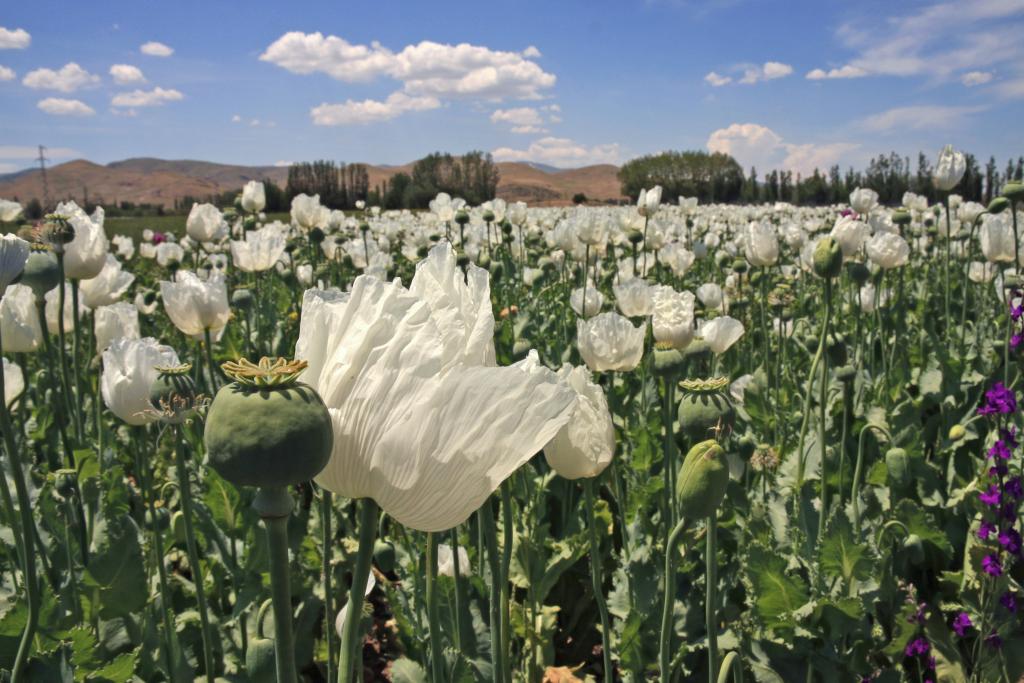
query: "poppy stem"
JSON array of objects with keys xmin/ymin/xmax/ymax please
[
  {"xmin": 339, "ymin": 498, "xmax": 378, "ymax": 683},
  {"xmin": 255, "ymin": 487, "xmax": 298, "ymax": 683},
  {"xmin": 583, "ymin": 478, "xmax": 613, "ymax": 682},
  {"xmin": 426, "ymin": 531, "xmax": 446, "ymax": 683},
  {"xmin": 478, "ymin": 501, "xmax": 503, "ymax": 682}
]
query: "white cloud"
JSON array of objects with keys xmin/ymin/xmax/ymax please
[
  {"xmin": 231, "ymin": 114, "xmax": 242, "ymax": 123},
  {"xmin": 492, "ymin": 136, "xmax": 621, "ymax": 167},
  {"xmin": 23, "ymin": 63, "xmax": 100, "ymax": 92},
  {"xmin": 260, "ymin": 32, "xmax": 556, "ymax": 101},
  {"xmin": 0, "ymin": 66, "xmax": 13, "ymax": 81},
  {"xmin": 274, "ymin": 160, "xmax": 294, "ymax": 167},
  {"xmin": 311, "ymin": 91, "xmax": 441, "ymax": 125},
  {"xmin": 826, "ymin": 1, "xmax": 1024, "ymax": 81},
  {"xmin": 961, "ymin": 70, "xmax": 994, "ymax": 86},
  {"xmin": 491, "ymin": 107, "xmax": 544, "ymax": 127},
  {"xmin": 859, "ymin": 105, "xmax": 986, "ymax": 132},
  {"xmin": 110, "ymin": 64, "xmax": 146, "ymax": 85},
  {"xmin": 511, "ymin": 125, "xmax": 546, "ymax": 134},
  {"xmin": 738, "ymin": 61, "xmax": 793, "ymax": 84},
  {"xmin": 111, "ymin": 86, "xmax": 183, "ymax": 107},
  {"xmin": 706, "ymin": 122, "xmax": 859, "ymax": 175},
  {"xmin": 523, "ymin": 45, "xmax": 542, "ymax": 58},
  {"xmin": 0, "ymin": 27, "xmax": 30, "ymax": 50},
  {"xmin": 37, "ymin": 97, "xmax": 95, "ymax": 117},
  {"xmin": 806, "ymin": 65, "xmax": 868, "ymax": 80},
  {"xmin": 0, "ymin": 146, "xmax": 78, "ymax": 159},
  {"xmin": 704, "ymin": 71, "xmax": 732, "ymax": 87},
  {"xmin": 140, "ymin": 41, "xmax": 174, "ymax": 57}
]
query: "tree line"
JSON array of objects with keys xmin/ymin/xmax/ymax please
[{"xmin": 619, "ymin": 149, "xmax": 1024, "ymax": 206}]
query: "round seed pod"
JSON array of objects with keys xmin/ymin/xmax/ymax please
[
  {"xmin": 732, "ymin": 258, "xmax": 748, "ymax": 274},
  {"xmin": 145, "ymin": 506, "xmax": 169, "ymax": 532},
  {"xmin": 374, "ymin": 539, "xmax": 397, "ymax": 574},
  {"xmin": 813, "ymin": 237, "xmax": 843, "ymax": 279},
  {"xmin": 482, "ymin": 210, "xmax": 495, "ymax": 224},
  {"xmin": 627, "ymin": 229, "xmax": 644, "ymax": 245},
  {"xmin": 885, "ymin": 448, "xmax": 910, "ymax": 488},
  {"xmin": 736, "ymin": 434, "xmax": 756, "ymax": 462},
  {"xmin": 891, "ymin": 210, "xmax": 912, "ymax": 226},
  {"xmin": 309, "ymin": 227, "xmax": 326, "ymax": 244},
  {"xmin": 205, "ymin": 358, "xmax": 333, "ymax": 490},
  {"xmin": 677, "ymin": 377, "xmax": 735, "ymax": 444},
  {"xmin": 988, "ymin": 197, "xmax": 1010, "ymax": 215},
  {"xmin": 456, "ymin": 253, "xmax": 470, "ymax": 270},
  {"xmin": 653, "ymin": 345, "xmax": 685, "ymax": 377},
  {"xmin": 454, "ymin": 210, "xmax": 470, "ymax": 226},
  {"xmin": 846, "ymin": 261, "xmax": 870, "ymax": 286},
  {"xmin": 231, "ymin": 288, "xmax": 254, "ymax": 311},
  {"xmin": 19, "ymin": 248, "xmax": 61, "ymax": 299},
  {"xmin": 675, "ymin": 439, "xmax": 729, "ymax": 519}
]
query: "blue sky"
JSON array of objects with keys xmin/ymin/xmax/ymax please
[{"xmin": 1, "ymin": 0, "xmax": 1022, "ymax": 175}]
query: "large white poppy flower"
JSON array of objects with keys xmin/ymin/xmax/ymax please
[{"xmin": 297, "ymin": 242, "xmax": 574, "ymax": 532}]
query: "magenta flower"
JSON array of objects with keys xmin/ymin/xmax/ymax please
[
  {"xmin": 1000, "ymin": 591, "xmax": 1018, "ymax": 613},
  {"xmin": 952, "ymin": 612, "xmax": 972, "ymax": 636},
  {"xmin": 982, "ymin": 554, "xmax": 1003, "ymax": 577},
  {"xmin": 979, "ymin": 484, "xmax": 1001, "ymax": 507},
  {"xmin": 979, "ymin": 520, "xmax": 997, "ymax": 540}
]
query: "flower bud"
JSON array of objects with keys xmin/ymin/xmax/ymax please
[
  {"xmin": 675, "ymin": 439, "xmax": 728, "ymax": 519},
  {"xmin": 948, "ymin": 424, "xmax": 966, "ymax": 442},
  {"xmin": 374, "ymin": 539, "xmax": 397, "ymax": 574},
  {"xmin": 885, "ymin": 447, "xmax": 910, "ymax": 488},
  {"xmin": 988, "ymin": 197, "xmax": 1010, "ymax": 215},
  {"xmin": 846, "ymin": 261, "xmax": 870, "ymax": 286},
  {"xmin": 1003, "ymin": 182, "xmax": 1024, "ymax": 203},
  {"xmin": 231, "ymin": 288, "xmax": 254, "ymax": 311},
  {"xmin": 903, "ymin": 533, "xmax": 925, "ymax": 565},
  {"xmin": 813, "ymin": 237, "xmax": 842, "ymax": 279}
]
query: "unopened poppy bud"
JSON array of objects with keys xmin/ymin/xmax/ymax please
[
  {"xmin": 988, "ymin": 197, "xmax": 1010, "ymax": 215},
  {"xmin": 948, "ymin": 424, "xmax": 966, "ymax": 442},
  {"xmin": 676, "ymin": 439, "xmax": 729, "ymax": 519},
  {"xmin": 1003, "ymin": 182, "xmax": 1024, "ymax": 203},
  {"xmin": 885, "ymin": 448, "xmax": 910, "ymax": 488},
  {"xmin": 374, "ymin": 539, "xmax": 397, "ymax": 573},
  {"xmin": 813, "ymin": 237, "xmax": 842, "ymax": 279},
  {"xmin": 20, "ymin": 248, "xmax": 61, "ymax": 299}
]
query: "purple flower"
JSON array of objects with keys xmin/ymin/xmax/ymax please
[
  {"xmin": 982, "ymin": 553, "xmax": 1003, "ymax": 577},
  {"xmin": 985, "ymin": 630, "xmax": 1003, "ymax": 650},
  {"xmin": 1000, "ymin": 591, "xmax": 1018, "ymax": 614},
  {"xmin": 1006, "ymin": 476, "xmax": 1023, "ymax": 500},
  {"xmin": 999, "ymin": 528, "xmax": 1022, "ymax": 554},
  {"xmin": 979, "ymin": 520, "xmax": 997, "ymax": 540},
  {"xmin": 978, "ymin": 383, "xmax": 1018, "ymax": 416},
  {"xmin": 979, "ymin": 484, "xmax": 1001, "ymax": 507},
  {"xmin": 990, "ymin": 463, "xmax": 1009, "ymax": 478},
  {"xmin": 988, "ymin": 440, "xmax": 1012, "ymax": 460},
  {"xmin": 905, "ymin": 637, "xmax": 931, "ymax": 657},
  {"xmin": 1001, "ymin": 503, "xmax": 1017, "ymax": 521},
  {"xmin": 952, "ymin": 611, "xmax": 972, "ymax": 636}
]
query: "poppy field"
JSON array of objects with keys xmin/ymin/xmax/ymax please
[{"xmin": 2, "ymin": 148, "xmax": 1024, "ymax": 683}]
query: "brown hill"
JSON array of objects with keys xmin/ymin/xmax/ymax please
[{"xmin": 0, "ymin": 157, "xmax": 625, "ymax": 208}]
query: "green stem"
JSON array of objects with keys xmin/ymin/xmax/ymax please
[
  {"xmin": 203, "ymin": 327, "xmax": 218, "ymax": 394},
  {"xmin": 583, "ymin": 479, "xmax": 613, "ymax": 683},
  {"xmin": 1, "ymin": 335, "xmax": 40, "ymax": 683},
  {"xmin": 815, "ymin": 277, "xmax": 833, "ymax": 547},
  {"xmin": 426, "ymin": 531, "xmax": 445, "ymax": 683},
  {"xmin": 500, "ymin": 480, "xmax": 514, "ymax": 683},
  {"xmin": 478, "ymin": 501, "xmax": 503, "ymax": 682},
  {"xmin": 944, "ymin": 194, "xmax": 952, "ymax": 343},
  {"xmin": 322, "ymin": 490, "xmax": 334, "ymax": 683},
  {"xmin": 256, "ymin": 488, "xmax": 298, "ymax": 683},
  {"xmin": 706, "ymin": 514, "xmax": 718, "ymax": 683},
  {"xmin": 338, "ymin": 498, "xmax": 378, "ymax": 683},
  {"xmin": 659, "ymin": 518, "xmax": 689, "ymax": 681},
  {"xmin": 450, "ymin": 527, "xmax": 466, "ymax": 652},
  {"xmin": 173, "ymin": 429, "xmax": 216, "ymax": 683}
]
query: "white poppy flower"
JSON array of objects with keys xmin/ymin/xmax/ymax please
[
  {"xmin": 101, "ymin": 337, "xmax": 180, "ymax": 426},
  {"xmin": 576, "ymin": 311, "xmax": 645, "ymax": 373},
  {"xmin": 160, "ymin": 270, "xmax": 230, "ymax": 339},
  {"xmin": 0, "ymin": 285, "xmax": 42, "ymax": 353},
  {"xmin": 94, "ymin": 301, "xmax": 140, "ymax": 352}
]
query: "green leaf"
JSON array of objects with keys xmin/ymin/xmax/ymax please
[
  {"xmin": 390, "ymin": 657, "xmax": 428, "ymax": 683},
  {"xmin": 745, "ymin": 545, "xmax": 809, "ymax": 630},
  {"xmin": 85, "ymin": 648, "xmax": 138, "ymax": 682},
  {"xmin": 820, "ymin": 516, "xmax": 874, "ymax": 585},
  {"xmin": 85, "ymin": 512, "xmax": 148, "ymax": 619}
]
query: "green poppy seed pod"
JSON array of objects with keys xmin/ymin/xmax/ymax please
[
  {"xmin": 482, "ymin": 209, "xmax": 495, "ymax": 223},
  {"xmin": 309, "ymin": 227, "xmax": 326, "ymax": 244},
  {"xmin": 359, "ymin": 222, "xmax": 370, "ymax": 234},
  {"xmin": 477, "ymin": 254, "xmax": 491, "ymax": 270},
  {"xmin": 454, "ymin": 210, "xmax": 470, "ymax": 226},
  {"xmin": 171, "ymin": 510, "xmax": 187, "ymax": 544},
  {"xmin": 948, "ymin": 424, "xmax": 966, "ymax": 442},
  {"xmin": 456, "ymin": 253, "xmax": 470, "ymax": 269},
  {"xmin": 653, "ymin": 345, "xmax": 686, "ymax": 377},
  {"xmin": 903, "ymin": 533, "xmax": 925, "ymax": 566},
  {"xmin": 813, "ymin": 237, "xmax": 842, "ymax": 279},
  {"xmin": 149, "ymin": 364, "xmax": 199, "ymax": 425},
  {"xmin": 204, "ymin": 358, "xmax": 333, "ymax": 490},
  {"xmin": 416, "ymin": 245, "xmax": 430, "ymax": 259},
  {"xmin": 836, "ymin": 365, "xmax": 856, "ymax": 383},
  {"xmin": 892, "ymin": 209, "xmax": 912, "ymax": 226},
  {"xmin": 715, "ymin": 251, "xmax": 730, "ymax": 268},
  {"xmin": 142, "ymin": 289, "xmax": 158, "ymax": 307},
  {"xmin": 1003, "ymin": 182, "xmax": 1024, "ymax": 203},
  {"xmin": 885, "ymin": 448, "xmax": 910, "ymax": 488},
  {"xmin": 677, "ymin": 377, "xmax": 735, "ymax": 443},
  {"xmin": 736, "ymin": 434, "xmax": 756, "ymax": 462},
  {"xmin": 675, "ymin": 439, "xmax": 729, "ymax": 519},
  {"xmin": 926, "ymin": 223, "xmax": 937, "ymax": 235},
  {"xmin": 682, "ymin": 339, "xmax": 712, "ymax": 364},
  {"xmin": 501, "ymin": 220, "xmax": 513, "ymax": 236},
  {"xmin": 846, "ymin": 261, "xmax": 870, "ymax": 286},
  {"xmin": 732, "ymin": 258, "xmax": 748, "ymax": 274},
  {"xmin": 627, "ymin": 228, "xmax": 644, "ymax": 245},
  {"xmin": 988, "ymin": 197, "xmax": 1010, "ymax": 215},
  {"xmin": 374, "ymin": 539, "xmax": 397, "ymax": 574},
  {"xmin": 243, "ymin": 215, "xmax": 258, "ymax": 232},
  {"xmin": 145, "ymin": 506, "xmax": 169, "ymax": 531},
  {"xmin": 54, "ymin": 468, "xmax": 77, "ymax": 499},
  {"xmin": 20, "ymin": 248, "xmax": 61, "ymax": 299},
  {"xmin": 231, "ymin": 288, "xmax": 254, "ymax": 311},
  {"xmin": 826, "ymin": 333, "xmax": 847, "ymax": 366},
  {"xmin": 246, "ymin": 600, "xmax": 277, "ymax": 683},
  {"xmin": 490, "ymin": 261, "xmax": 505, "ymax": 281}
]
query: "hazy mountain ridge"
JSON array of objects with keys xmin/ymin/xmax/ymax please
[{"xmin": 0, "ymin": 157, "xmax": 625, "ymax": 208}]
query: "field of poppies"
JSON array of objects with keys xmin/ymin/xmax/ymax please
[{"xmin": 1, "ymin": 145, "xmax": 1024, "ymax": 683}]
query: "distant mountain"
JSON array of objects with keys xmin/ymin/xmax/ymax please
[{"xmin": 0, "ymin": 157, "xmax": 624, "ymax": 208}]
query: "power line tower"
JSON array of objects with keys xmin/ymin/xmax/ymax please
[{"xmin": 36, "ymin": 145, "xmax": 50, "ymax": 211}]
